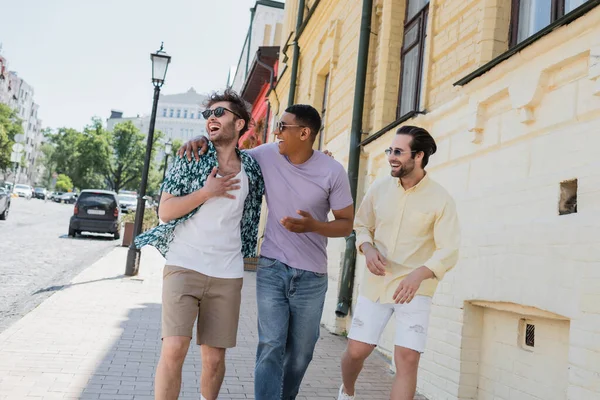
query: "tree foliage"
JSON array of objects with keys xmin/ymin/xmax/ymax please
[
  {"xmin": 104, "ymin": 121, "xmax": 163, "ymax": 193},
  {"xmin": 43, "ymin": 117, "xmax": 166, "ymax": 194},
  {"xmin": 0, "ymin": 103, "xmax": 24, "ymax": 172},
  {"xmin": 55, "ymin": 174, "xmax": 73, "ymax": 192},
  {"xmin": 37, "ymin": 142, "xmax": 56, "ymax": 188}
]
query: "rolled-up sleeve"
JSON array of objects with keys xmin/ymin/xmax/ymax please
[
  {"xmin": 424, "ymin": 198, "xmax": 460, "ymax": 280},
  {"xmin": 354, "ymin": 187, "xmax": 376, "ymax": 254}
]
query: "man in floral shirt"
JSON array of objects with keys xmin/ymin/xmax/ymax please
[{"xmin": 134, "ymin": 89, "xmax": 264, "ymax": 400}]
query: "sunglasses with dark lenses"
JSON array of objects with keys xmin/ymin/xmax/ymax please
[
  {"xmin": 275, "ymin": 121, "xmax": 305, "ymax": 132},
  {"xmin": 384, "ymin": 148, "xmax": 418, "ymax": 157},
  {"xmin": 202, "ymin": 106, "xmax": 242, "ymax": 120}
]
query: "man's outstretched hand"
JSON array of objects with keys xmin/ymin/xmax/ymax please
[
  {"xmin": 177, "ymin": 135, "xmax": 209, "ymax": 161},
  {"xmin": 281, "ymin": 210, "xmax": 318, "ymax": 233}
]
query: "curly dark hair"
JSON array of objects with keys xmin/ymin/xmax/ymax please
[{"xmin": 204, "ymin": 88, "xmax": 252, "ymax": 136}]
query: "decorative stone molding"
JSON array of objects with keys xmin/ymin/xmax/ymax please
[
  {"xmin": 467, "ymin": 99, "xmax": 485, "ymax": 144},
  {"xmin": 327, "ymin": 19, "xmax": 341, "ymax": 69},
  {"xmin": 589, "ymin": 46, "xmax": 600, "ymax": 96},
  {"xmin": 374, "ymin": 0, "xmax": 383, "ymax": 17},
  {"xmin": 307, "ymin": 19, "xmax": 341, "ymax": 99},
  {"xmin": 508, "ymin": 69, "xmax": 546, "ymax": 124},
  {"xmin": 516, "ymin": 106, "xmax": 535, "ymax": 124}
]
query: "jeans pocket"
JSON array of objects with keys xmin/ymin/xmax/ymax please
[
  {"xmin": 258, "ymin": 256, "xmax": 278, "ymax": 268},
  {"xmin": 313, "ymin": 272, "xmax": 327, "ymax": 278}
]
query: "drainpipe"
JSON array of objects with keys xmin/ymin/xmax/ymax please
[
  {"xmin": 263, "ymin": 102, "xmax": 271, "ymax": 143},
  {"xmin": 335, "ymin": 0, "xmax": 373, "ymax": 317},
  {"xmin": 246, "ymin": 7, "xmax": 256, "ymax": 78},
  {"xmin": 256, "ymin": 50, "xmax": 275, "ymax": 143},
  {"xmin": 287, "ymin": 0, "xmax": 305, "ymax": 106}
]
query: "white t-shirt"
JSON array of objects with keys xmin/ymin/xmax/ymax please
[{"xmin": 165, "ymin": 167, "xmax": 249, "ymax": 279}]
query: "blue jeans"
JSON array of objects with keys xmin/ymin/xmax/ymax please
[{"xmin": 254, "ymin": 256, "xmax": 328, "ymax": 400}]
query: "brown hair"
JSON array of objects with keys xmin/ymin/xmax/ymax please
[{"xmin": 204, "ymin": 88, "xmax": 252, "ymax": 136}]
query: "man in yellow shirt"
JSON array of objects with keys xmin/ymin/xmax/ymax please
[{"xmin": 338, "ymin": 126, "xmax": 460, "ymax": 400}]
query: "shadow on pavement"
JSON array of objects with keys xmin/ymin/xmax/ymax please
[{"xmin": 32, "ymin": 275, "xmax": 126, "ymax": 295}]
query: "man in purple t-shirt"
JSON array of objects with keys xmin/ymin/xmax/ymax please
[{"xmin": 180, "ymin": 104, "xmax": 354, "ymax": 399}]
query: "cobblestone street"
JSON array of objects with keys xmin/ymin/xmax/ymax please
[{"xmin": 0, "ymin": 197, "xmax": 117, "ymax": 333}]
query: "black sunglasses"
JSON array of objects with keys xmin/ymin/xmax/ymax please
[
  {"xmin": 202, "ymin": 106, "xmax": 242, "ymax": 120},
  {"xmin": 275, "ymin": 121, "xmax": 305, "ymax": 132},
  {"xmin": 384, "ymin": 148, "xmax": 418, "ymax": 157}
]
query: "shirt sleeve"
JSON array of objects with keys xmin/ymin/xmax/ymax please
[
  {"xmin": 329, "ymin": 164, "xmax": 354, "ymax": 211},
  {"xmin": 424, "ymin": 197, "xmax": 461, "ymax": 280},
  {"xmin": 354, "ymin": 186, "xmax": 376, "ymax": 254},
  {"xmin": 245, "ymin": 144, "xmax": 267, "ymax": 164},
  {"xmin": 160, "ymin": 156, "xmax": 190, "ymax": 196}
]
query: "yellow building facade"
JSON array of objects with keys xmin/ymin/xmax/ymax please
[{"xmin": 267, "ymin": 0, "xmax": 600, "ymax": 398}]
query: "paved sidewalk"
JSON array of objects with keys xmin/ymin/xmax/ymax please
[{"xmin": 0, "ymin": 247, "xmax": 425, "ymax": 400}]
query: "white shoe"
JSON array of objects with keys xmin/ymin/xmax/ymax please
[{"xmin": 338, "ymin": 384, "xmax": 355, "ymax": 400}]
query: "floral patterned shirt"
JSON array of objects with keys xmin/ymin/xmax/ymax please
[{"xmin": 134, "ymin": 142, "xmax": 264, "ymax": 258}]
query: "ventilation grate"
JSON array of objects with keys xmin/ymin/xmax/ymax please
[{"xmin": 525, "ymin": 323, "xmax": 535, "ymax": 347}]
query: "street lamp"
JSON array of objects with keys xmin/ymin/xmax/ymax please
[{"xmin": 125, "ymin": 42, "xmax": 171, "ymax": 276}]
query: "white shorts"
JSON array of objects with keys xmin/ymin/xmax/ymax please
[{"xmin": 347, "ymin": 295, "xmax": 432, "ymax": 353}]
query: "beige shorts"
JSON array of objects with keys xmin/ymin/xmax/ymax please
[{"xmin": 161, "ymin": 265, "xmax": 243, "ymax": 348}]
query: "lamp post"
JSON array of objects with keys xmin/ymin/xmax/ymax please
[{"xmin": 125, "ymin": 42, "xmax": 171, "ymax": 276}]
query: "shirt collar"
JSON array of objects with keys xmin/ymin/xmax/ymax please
[
  {"xmin": 395, "ymin": 172, "xmax": 429, "ymax": 192},
  {"xmin": 206, "ymin": 141, "xmax": 243, "ymax": 158}
]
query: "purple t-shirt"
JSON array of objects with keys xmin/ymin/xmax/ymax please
[{"xmin": 246, "ymin": 143, "xmax": 353, "ymax": 274}]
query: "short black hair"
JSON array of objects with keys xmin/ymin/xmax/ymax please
[
  {"xmin": 285, "ymin": 104, "xmax": 322, "ymax": 139},
  {"xmin": 396, "ymin": 125, "xmax": 437, "ymax": 167},
  {"xmin": 205, "ymin": 88, "xmax": 252, "ymax": 136}
]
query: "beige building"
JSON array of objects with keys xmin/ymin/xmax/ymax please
[{"xmin": 266, "ymin": 0, "xmax": 600, "ymax": 399}]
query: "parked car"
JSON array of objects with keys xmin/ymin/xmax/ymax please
[
  {"xmin": 117, "ymin": 193, "xmax": 137, "ymax": 213},
  {"xmin": 0, "ymin": 187, "xmax": 10, "ymax": 220},
  {"xmin": 13, "ymin": 184, "xmax": 33, "ymax": 199},
  {"xmin": 55, "ymin": 192, "xmax": 77, "ymax": 204},
  {"xmin": 48, "ymin": 191, "xmax": 63, "ymax": 201},
  {"xmin": 33, "ymin": 187, "xmax": 47, "ymax": 200},
  {"xmin": 69, "ymin": 190, "xmax": 120, "ymax": 239}
]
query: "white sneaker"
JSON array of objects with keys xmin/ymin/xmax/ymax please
[{"xmin": 338, "ymin": 384, "xmax": 355, "ymax": 400}]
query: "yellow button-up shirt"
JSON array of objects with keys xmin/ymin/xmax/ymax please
[{"xmin": 355, "ymin": 174, "xmax": 460, "ymax": 303}]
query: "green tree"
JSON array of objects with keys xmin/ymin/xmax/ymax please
[
  {"xmin": 55, "ymin": 174, "xmax": 73, "ymax": 192},
  {"xmin": 48, "ymin": 127, "xmax": 84, "ymax": 185},
  {"xmin": 38, "ymin": 142, "xmax": 56, "ymax": 188},
  {"xmin": 78, "ymin": 118, "xmax": 111, "ymax": 189},
  {"xmin": 147, "ymin": 138, "xmax": 180, "ymax": 196},
  {"xmin": 47, "ymin": 118, "xmax": 111, "ymax": 190},
  {"xmin": 0, "ymin": 104, "xmax": 24, "ymax": 172},
  {"xmin": 103, "ymin": 122, "xmax": 163, "ymax": 193}
]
